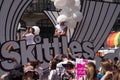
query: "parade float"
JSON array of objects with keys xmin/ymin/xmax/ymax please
[{"xmin": 0, "ymin": 0, "xmax": 120, "ymax": 79}]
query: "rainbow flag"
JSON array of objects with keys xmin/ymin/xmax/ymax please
[
  {"xmin": 106, "ymin": 32, "xmax": 120, "ymax": 47},
  {"xmin": 67, "ymin": 48, "xmax": 71, "ymax": 55},
  {"xmin": 67, "ymin": 47, "xmax": 74, "ymax": 55},
  {"xmin": 6, "ymin": 44, "xmax": 12, "ymax": 53}
]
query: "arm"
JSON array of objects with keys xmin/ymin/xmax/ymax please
[
  {"xmin": 22, "ymin": 27, "xmax": 30, "ymax": 38},
  {"xmin": 54, "ymin": 28, "xmax": 61, "ymax": 37},
  {"xmin": 60, "ymin": 27, "xmax": 67, "ymax": 36},
  {"xmin": 48, "ymin": 70, "xmax": 54, "ymax": 80},
  {"xmin": 100, "ymin": 71, "xmax": 113, "ymax": 80}
]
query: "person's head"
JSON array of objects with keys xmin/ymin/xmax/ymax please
[
  {"xmin": 105, "ymin": 58, "xmax": 114, "ymax": 66},
  {"xmin": 61, "ymin": 54, "xmax": 68, "ymax": 61},
  {"xmin": 27, "ymin": 27, "xmax": 34, "ymax": 34},
  {"xmin": 49, "ymin": 59, "xmax": 57, "ymax": 70},
  {"xmin": 101, "ymin": 59, "xmax": 113, "ymax": 72},
  {"xmin": 60, "ymin": 21, "xmax": 65, "ymax": 26},
  {"xmin": 23, "ymin": 65, "xmax": 34, "ymax": 77},
  {"xmin": 85, "ymin": 62, "xmax": 97, "ymax": 79},
  {"xmin": 34, "ymin": 60, "xmax": 43, "ymax": 68},
  {"xmin": 62, "ymin": 61, "xmax": 75, "ymax": 70},
  {"xmin": 114, "ymin": 57, "xmax": 119, "ymax": 63}
]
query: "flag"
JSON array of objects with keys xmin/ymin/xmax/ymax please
[
  {"xmin": 69, "ymin": 47, "xmax": 74, "ymax": 55},
  {"xmin": 67, "ymin": 48, "xmax": 71, "ymax": 55},
  {"xmin": 67, "ymin": 47, "xmax": 74, "ymax": 55}
]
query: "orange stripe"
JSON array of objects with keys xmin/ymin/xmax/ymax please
[
  {"xmin": 110, "ymin": 32, "xmax": 117, "ymax": 47},
  {"xmin": 6, "ymin": 44, "xmax": 12, "ymax": 52},
  {"xmin": 106, "ymin": 32, "xmax": 114, "ymax": 47}
]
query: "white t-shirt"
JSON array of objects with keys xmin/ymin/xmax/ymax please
[
  {"xmin": 35, "ymin": 67, "xmax": 43, "ymax": 80},
  {"xmin": 48, "ymin": 69, "xmax": 58, "ymax": 80},
  {"xmin": 25, "ymin": 33, "xmax": 35, "ymax": 45},
  {"xmin": 55, "ymin": 24, "xmax": 66, "ymax": 32}
]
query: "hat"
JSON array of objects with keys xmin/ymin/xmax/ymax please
[
  {"xmin": 24, "ymin": 65, "xmax": 34, "ymax": 73},
  {"xmin": 62, "ymin": 61, "xmax": 75, "ymax": 68}
]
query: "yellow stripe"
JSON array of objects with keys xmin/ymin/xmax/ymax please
[
  {"xmin": 67, "ymin": 48, "xmax": 71, "ymax": 55},
  {"xmin": 114, "ymin": 32, "xmax": 120, "ymax": 46}
]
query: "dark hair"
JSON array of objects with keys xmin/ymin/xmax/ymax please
[
  {"xmin": 114, "ymin": 57, "xmax": 119, "ymax": 61},
  {"xmin": 61, "ymin": 54, "xmax": 67, "ymax": 59},
  {"xmin": 50, "ymin": 59, "xmax": 57, "ymax": 70},
  {"xmin": 62, "ymin": 61, "xmax": 75, "ymax": 69},
  {"xmin": 30, "ymin": 60, "xmax": 43, "ymax": 68},
  {"xmin": 31, "ymin": 28, "xmax": 35, "ymax": 34},
  {"xmin": 101, "ymin": 59, "xmax": 113, "ymax": 71}
]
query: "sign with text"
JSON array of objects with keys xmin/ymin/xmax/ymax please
[{"xmin": 76, "ymin": 58, "xmax": 96, "ymax": 80}]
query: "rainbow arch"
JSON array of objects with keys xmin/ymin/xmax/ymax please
[{"xmin": 106, "ymin": 32, "xmax": 120, "ymax": 47}]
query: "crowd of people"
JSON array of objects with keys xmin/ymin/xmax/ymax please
[
  {"xmin": 47, "ymin": 54, "xmax": 120, "ymax": 80},
  {"xmin": 1, "ymin": 53, "xmax": 120, "ymax": 80}
]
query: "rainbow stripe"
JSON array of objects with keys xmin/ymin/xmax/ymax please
[
  {"xmin": 67, "ymin": 48, "xmax": 71, "ymax": 55},
  {"xmin": 67, "ymin": 48, "xmax": 74, "ymax": 55},
  {"xmin": 6, "ymin": 44, "xmax": 12, "ymax": 53},
  {"xmin": 106, "ymin": 32, "xmax": 120, "ymax": 47}
]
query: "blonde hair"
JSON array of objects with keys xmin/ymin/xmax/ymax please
[{"xmin": 85, "ymin": 62, "xmax": 97, "ymax": 80}]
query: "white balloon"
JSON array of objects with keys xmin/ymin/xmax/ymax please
[
  {"xmin": 32, "ymin": 26, "xmax": 40, "ymax": 35},
  {"xmin": 57, "ymin": 15, "xmax": 68, "ymax": 23},
  {"xmin": 75, "ymin": 0, "xmax": 81, "ymax": 9},
  {"xmin": 54, "ymin": 0, "xmax": 67, "ymax": 9},
  {"xmin": 70, "ymin": 6, "xmax": 81, "ymax": 13},
  {"xmin": 50, "ymin": 0, "xmax": 55, "ymax": 2},
  {"xmin": 66, "ymin": 19, "xmax": 77, "ymax": 29},
  {"xmin": 65, "ymin": 0, "xmax": 75, "ymax": 8},
  {"xmin": 60, "ymin": 7, "xmax": 73, "ymax": 17},
  {"xmin": 73, "ymin": 11, "xmax": 83, "ymax": 22},
  {"xmin": 52, "ymin": 0, "xmax": 82, "ymax": 29}
]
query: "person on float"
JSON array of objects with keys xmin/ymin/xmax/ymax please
[
  {"xmin": 54, "ymin": 21, "xmax": 67, "ymax": 37},
  {"xmin": 22, "ymin": 27, "xmax": 35, "ymax": 45}
]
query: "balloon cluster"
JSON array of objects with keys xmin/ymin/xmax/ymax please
[{"xmin": 51, "ymin": 0, "xmax": 83, "ymax": 28}]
